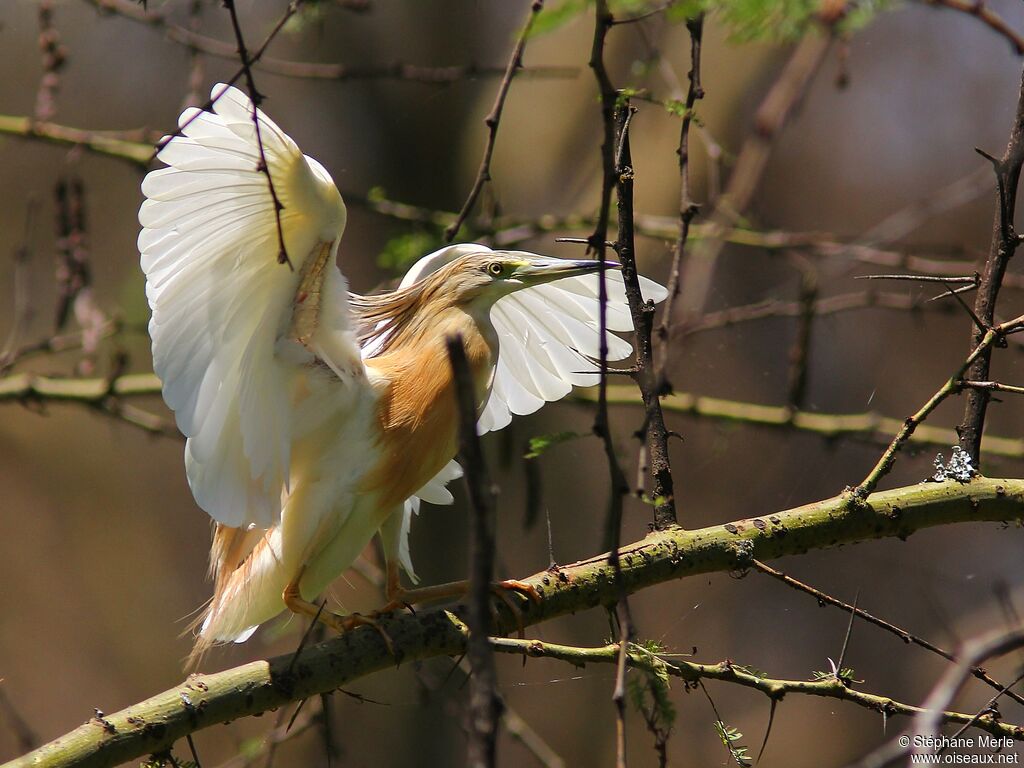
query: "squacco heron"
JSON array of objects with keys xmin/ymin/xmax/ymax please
[{"xmin": 139, "ymin": 85, "xmax": 666, "ymax": 661}]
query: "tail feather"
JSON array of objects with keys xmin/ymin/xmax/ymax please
[{"xmin": 185, "ymin": 524, "xmax": 285, "ymax": 671}]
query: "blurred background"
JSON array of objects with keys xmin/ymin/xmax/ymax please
[{"xmin": 2, "ymin": 0, "xmax": 1024, "ymax": 765}]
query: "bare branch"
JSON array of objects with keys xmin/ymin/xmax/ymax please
[
  {"xmin": 677, "ymin": 32, "xmax": 831, "ymax": 319},
  {"xmin": 489, "ymin": 638, "xmax": 1024, "ymax": 742},
  {"xmin": 444, "ymin": 1, "xmax": 544, "ymax": 242},
  {"xmin": 958, "ymin": 65, "xmax": 1024, "ymax": 461},
  {"xmin": 753, "ymin": 560, "xmax": 1024, "ymax": 707},
  {"xmin": 221, "ymin": 0, "xmax": 292, "ymax": 269},
  {"xmin": 447, "ymin": 335, "xmax": 501, "ymax": 768},
  {"xmin": 0, "ymin": 115, "xmax": 152, "ymax": 166},
  {"xmin": 919, "ymin": 0, "xmax": 1024, "ymax": 55},
  {"xmin": 84, "ymin": 0, "xmax": 573, "ymax": 85}
]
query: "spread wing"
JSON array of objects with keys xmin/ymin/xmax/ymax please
[
  {"xmin": 394, "ymin": 243, "xmax": 667, "ymax": 433},
  {"xmin": 480, "ymin": 263, "xmax": 667, "ymax": 432},
  {"xmin": 139, "ymin": 84, "xmax": 357, "ymax": 529}
]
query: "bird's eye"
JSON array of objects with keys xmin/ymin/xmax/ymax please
[{"xmin": 487, "ymin": 262, "xmax": 504, "ymax": 276}]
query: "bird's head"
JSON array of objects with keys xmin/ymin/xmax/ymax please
[{"xmin": 438, "ymin": 250, "xmax": 618, "ymax": 307}]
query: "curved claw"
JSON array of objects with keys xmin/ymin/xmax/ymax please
[
  {"xmin": 495, "ymin": 579, "xmax": 541, "ymax": 604},
  {"xmin": 325, "ymin": 611, "xmax": 396, "ymax": 657}
]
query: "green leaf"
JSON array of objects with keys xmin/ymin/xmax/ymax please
[
  {"xmin": 531, "ymin": 0, "xmax": 591, "ymax": 37},
  {"xmin": 377, "ymin": 230, "xmax": 444, "ymax": 274},
  {"xmin": 524, "ymin": 430, "xmax": 582, "ymax": 459},
  {"xmin": 714, "ymin": 721, "xmax": 752, "ymax": 767}
]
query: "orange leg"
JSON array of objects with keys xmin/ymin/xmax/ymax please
[
  {"xmin": 283, "ymin": 571, "xmax": 395, "ymax": 655},
  {"xmin": 380, "ymin": 563, "xmax": 541, "ymax": 634}
]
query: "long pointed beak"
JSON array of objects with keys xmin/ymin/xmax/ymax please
[{"xmin": 512, "ymin": 258, "xmax": 619, "ymax": 282}]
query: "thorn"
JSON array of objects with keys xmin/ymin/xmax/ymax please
[{"xmin": 975, "ymin": 146, "xmax": 1000, "ymax": 167}]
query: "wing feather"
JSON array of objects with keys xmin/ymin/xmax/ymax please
[
  {"xmin": 397, "ymin": 244, "xmax": 667, "ymax": 437},
  {"xmin": 140, "ymin": 84, "xmax": 353, "ymax": 529}
]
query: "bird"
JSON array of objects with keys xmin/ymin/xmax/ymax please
[{"xmin": 138, "ymin": 84, "xmax": 667, "ymax": 663}]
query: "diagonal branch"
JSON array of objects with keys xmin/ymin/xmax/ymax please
[
  {"xmin": 444, "ymin": 0, "xmax": 545, "ymax": 241},
  {"xmin": 7, "ymin": 477, "xmax": 1024, "ymax": 768},
  {"xmin": 488, "ymin": 638, "xmax": 1024, "ymax": 742},
  {"xmin": 676, "ymin": 31, "xmax": 831, "ymax": 320},
  {"xmin": 958, "ymin": 65, "xmax": 1024, "ymax": 461}
]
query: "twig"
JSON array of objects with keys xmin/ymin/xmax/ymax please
[
  {"xmin": 0, "ymin": 115, "xmax": 152, "ymax": 167},
  {"xmin": 856, "ymin": 312, "xmax": 1024, "ymax": 496},
  {"xmin": 958, "ymin": 65, "xmax": 1024, "ymax": 461},
  {"xmin": 35, "ymin": 0, "xmax": 67, "ymax": 123},
  {"xmin": 786, "ymin": 257, "xmax": 817, "ymax": 409},
  {"xmin": 655, "ymin": 12, "xmax": 704, "ymax": 384},
  {"xmin": 221, "ymin": 0, "xmax": 291, "ymax": 269},
  {"xmin": 613, "ymin": 98, "xmax": 678, "ymax": 529},
  {"xmin": 571, "ymin": 385, "xmax": 1024, "ymax": 459},
  {"xmin": 446, "ymin": 335, "xmax": 501, "ymax": 768},
  {"xmin": 589, "ymin": 4, "xmax": 635, "ymax": 764},
  {"xmin": 752, "ymin": 560, "xmax": 1024, "ymax": 707},
  {"xmin": 444, "ymin": 1, "xmax": 544, "ymax": 242},
  {"xmin": 0, "ymin": 199, "xmax": 38, "ymax": 375},
  {"xmin": 855, "ymin": 273, "xmax": 978, "ymax": 284},
  {"xmin": 959, "ymin": 379, "xmax": 1024, "ymax": 396},
  {"xmin": 919, "ymin": 0, "xmax": 1024, "ymax": 56},
  {"xmin": 677, "ymin": 31, "xmax": 831, "ymax": 319},
  {"xmin": 0, "ymin": 372, "xmax": 178, "ymax": 438},
  {"xmin": 849, "ymin": 626, "xmax": 1024, "ymax": 768},
  {"xmin": 488, "ymin": 638, "xmax": 1024, "ymax": 742},
  {"xmin": 8, "ymin": 478, "xmax": 1024, "ymax": 768},
  {"xmin": 84, "ymin": 0, "xmax": 574, "ymax": 85}
]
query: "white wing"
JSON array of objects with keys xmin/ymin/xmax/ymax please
[
  {"xmin": 384, "ymin": 460, "xmax": 464, "ymax": 583},
  {"xmin": 393, "ymin": 243, "xmax": 667, "ymax": 433},
  {"xmin": 140, "ymin": 84, "xmax": 356, "ymax": 529}
]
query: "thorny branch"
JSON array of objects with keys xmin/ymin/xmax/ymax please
[
  {"xmin": 221, "ymin": 0, "xmax": 291, "ymax": 269},
  {"xmin": 445, "ymin": 0, "xmax": 544, "ymax": 242},
  {"xmin": 589, "ymin": 3, "xmax": 635, "ymax": 764},
  {"xmin": 447, "ymin": 335, "xmax": 501, "ymax": 768},
  {"xmin": 655, "ymin": 12, "xmax": 703, "ymax": 384},
  {"xmin": 676, "ymin": 31, "xmax": 831, "ymax": 320},
  {"xmin": 958, "ymin": 65, "xmax": 1024, "ymax": 462},
  {"xmin": 920, "ymin": 0, "xmax": 1024, "ymax": 55},
  {"xmin": 849, "ymin": 626, "xmax": 1024, "ymax": 768},
  {"xmin": 857, "ymin": 312, "xmax": 1024, "ymax": 496},
  {"xmin": 613, "ymin": 99, "xmax": 678, "ymax": 530},
  {"xmin": 752, "ymin": 560, "xmax": 1024, "ymax": 707},
  {"xmin": 85, "ymin": 0, "xmax": 574, "ymax": 85},
  {"xmin": 488, "ymin": 638, "xmax": 1024, "ymax": 742},
  {"xmin": 8, "ymin": 478, "xmax": 1024, "ymax": 768}
]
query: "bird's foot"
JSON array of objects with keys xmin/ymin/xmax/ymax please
[
  {"xmin": 489, "ymin": 580, "xmax": 540, "ymax": 638},
  {"xmin": 321, "ymin": 611, "xmax": 396, "ymax": 657},
  {"xmin": 283, "ymin": 576, "xmax": 396, "ymax": 656}
]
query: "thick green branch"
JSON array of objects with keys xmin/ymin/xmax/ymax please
[
  {"xmin": 7, "ymin": 478, "xmax": 1024, "ymax": 768},
  {"xmin": 489, "ymin": 638, "xmax": 1024, "ymax": 741}
]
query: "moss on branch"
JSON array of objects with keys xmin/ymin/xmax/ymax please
[{"xmin": 6, "ymin": 478, "xmax": 1024, "ymax": 768}]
